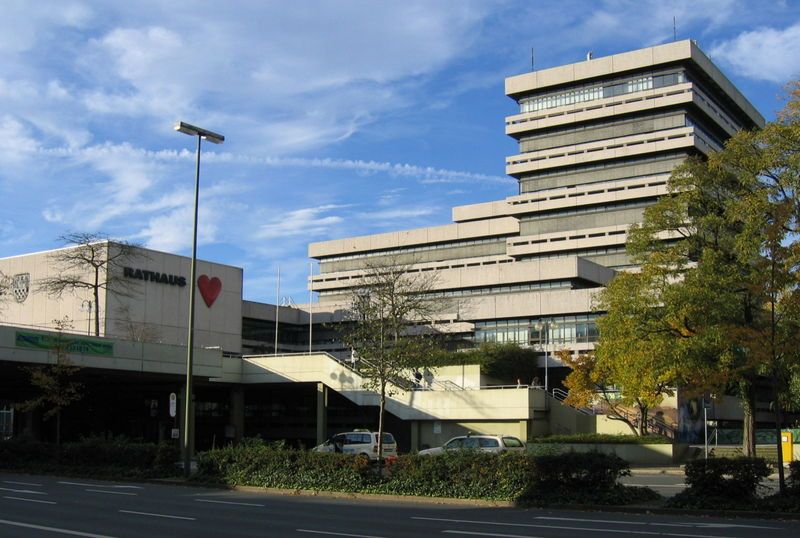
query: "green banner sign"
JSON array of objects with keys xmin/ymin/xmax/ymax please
[{"xmin": 15, "ymin": 331, "xmax": 114, "ymax": 357}]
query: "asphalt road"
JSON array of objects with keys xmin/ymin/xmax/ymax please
[{"xmin": 0, "ymin": 472, "xmax": 796, "ymax": 538}]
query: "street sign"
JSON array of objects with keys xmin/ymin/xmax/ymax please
[
  {"xmin": 169, "ymin": 392, "xmax": 177, "ymax": 418},
  {"xmin": 171, "ymin": 428, "xmax": 180, "ymax": 439}
]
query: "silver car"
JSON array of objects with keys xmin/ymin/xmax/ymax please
[{"xmin": 418, "ymin": 434, "xmax": 526, "ymax": 455}]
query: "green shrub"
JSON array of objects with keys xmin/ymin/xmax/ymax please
[
  {"xmin": 530, "ymin": 433, "xmax": 671, "ymax": 444},
  {"xmin": 0, "ymin": 436, "xmax": 179, "ymax": 478},
  {"xmin": 668, "ymin": 457, "xmax": 771, "ymax": 509},
  {"xmin": 197, "ymin": 444, "xmax": 649, "ymax": 505},
  {"xmin": 381, "ymin": 451, "xmax": 532, "ymax": 500},
  {"xmin": 196, "ymin": 441, "xmax": 377, "ymax": 492}
]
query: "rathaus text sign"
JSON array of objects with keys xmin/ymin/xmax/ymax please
[
  {"xmin": 123, "ymin": 267, "xmax": 187, "ymax": 287},
  {"xmin": 15, "ymin": 331, "xmax": 114, "ymax": 357}
]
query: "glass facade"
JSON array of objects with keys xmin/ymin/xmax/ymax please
[{"xmin": 473, "ymin": 314, "xmax": 600, "ymax": 346}]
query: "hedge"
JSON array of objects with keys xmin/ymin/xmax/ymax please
[
  {"xmin": 668, "ymin": 457, "xmax": 771, "ymax": 510},
  {"xmin": 529, "ymin": 433, "xmax": 671, "ymax": 444},
  {"xmin": 196, "ymin": 440, "xmax": 657, "ymax": 505},
  {"xmin": 0, "ymin": 436, "xmax": 180, "ymax": 479}
]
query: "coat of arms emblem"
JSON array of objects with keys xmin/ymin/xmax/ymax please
[{"xmin": 11, "ymin": 273, "xmax": 30, "ymax": 303}]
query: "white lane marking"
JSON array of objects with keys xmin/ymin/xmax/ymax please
[
  {"xmin": 3, "ymin": 480, "xmax": 42, "ymax": 487},
  {"xmin": 59, "ymin": 481, "xmax": 97, "ymax": 487},
  {"xmin": 536, "ymin": 516, "xmax": 775, "ymax": 530},
  {"xmin": 84, "ymin": 489, "xmax": 137, "ymax": 496},
  {"xmin": 0, "ymin": 486, "xmax": 47, "ymax": 495},
  {"xmin": 118, "ymin": 510, "xmax": 196, "ymax": 521},
  {"xmin": 297, "ymin": 530, "xmax": 388, "ymax": 537},
  {"xmin": 442, "ymin": 530, "xmax": 543, "ymax": 538},
  {"xmin": 0, "ymin": 518, "xmax": 117, "ymax": 537},
  {"xmin": 3, "ymin": 496, "xmax": 57, "ymax": 505},
  {"xmin": 536, "ymin": 516, "xmax": 644, "ymax": 525},
  {"xmin": 411, "ymin": 517, "xmax": 735, "ymax": 538},
  {"xmin": 195, "ymin": 498, "xmax": 264, "ymax": 507},
  {"xmin": 109, "ymin": 485, "xmax": 143, "ymax": 489}
]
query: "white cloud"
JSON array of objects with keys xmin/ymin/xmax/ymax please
[
  {"xmin": 255, "ymin": 205, "xmax": 345, "ymax": 240},
  {"xmin": 710, "ymin": 22, "xmax": 800, "ymax": 83}
]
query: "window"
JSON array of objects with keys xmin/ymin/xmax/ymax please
[
  {"xmin": 502, "ymin": 437, "xmax": 524, "ymax": 448},
  {"xmin": 518, "ymin": 70, "xmax": 685, "ymax": 114},
  {"xmin": 479, "ymin": 438, "xmax": 500, "ymax": 448}
]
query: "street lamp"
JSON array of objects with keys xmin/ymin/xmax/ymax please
[
  {"xmin": 174, "ymin": 121, "xmax": 224, "ymax": 478},
  {"xmin": 533, "ymin": 321, "xmax": 558, "ymax": 392}
]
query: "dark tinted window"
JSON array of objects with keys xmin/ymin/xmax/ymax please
[
  {"xmin": 445, "ymin": 438, "xmax": 464, "ymax": 449},
  {"xmin": 479, "ymin": 437, "xmax": 500, "ymax": 448}
]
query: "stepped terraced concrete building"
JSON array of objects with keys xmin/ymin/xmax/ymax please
[
  {"xmin": 309, "ymin": 39, "xmax": 764, "ymax": 388},
  {"xmin": 1, "ymin": 41, "xmax": 767, "ymax": 452}
]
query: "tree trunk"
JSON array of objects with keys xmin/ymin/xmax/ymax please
[
  {"xmin": 56, "ymin": 409, "xmax": 62, "ymax": 446},
  {"xmin": 638, "ymin": 405, "xmax": 649, "ymax": 436},
  {"xmin": 740, "ymin": 380, "xmax": 756, "ymax": 457},
  {"xmin": 377, "ymin": 380, "xmax": 385, "ymax": 476},
  {"xmin": 94, "ymin": 270, "xmax": 101, "ymax": 337}
]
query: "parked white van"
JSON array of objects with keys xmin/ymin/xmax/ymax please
[{"xmin": 313, "ymin": 430, "xmax": 397, "ymax": 461}]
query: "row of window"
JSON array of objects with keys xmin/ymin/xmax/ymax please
[
  {"xmin": 519, "ymin": 150, "xmax": 688, "ymax": 184},
  {"xmin": 518, "ymin": 71, "xmax": 686, "ymax": 114},
  {"xmin": 318, "ymin": 236, "xmax": 507, "ymax": 264},
  {"xmin": 518, "ymin": 110, "xmax": 684, "ymax": 153},
  {"xmin": 426, "ymin": 279, "xmax": 575, "ymax": 299},
  {"xmin": 520, "ymin": 197, "xmax": 656, "ymax": 222}
]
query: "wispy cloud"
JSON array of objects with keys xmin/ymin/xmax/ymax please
[
  {"xmin": 255, "ymin": 205, "xmax": 346, "ymax": 240},
  {"xmin": 710, "ymin": 22, "xmax": 800, "ymax": 83}
]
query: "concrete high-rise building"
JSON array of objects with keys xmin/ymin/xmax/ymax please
[
  {"xmin": 308, "ymin": 40, "xmax": 764, "ymax": 386},
  {"xmin": 0, "ymin": 40, "xmax": 770, "ymax": 450}
]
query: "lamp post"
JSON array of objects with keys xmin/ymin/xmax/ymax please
[
  {"xmin": 534, "ymin": 321, "xmax": 558, "ymax": 392},
  {"xmin": 174, "ymin": 121, "xmax": 224, "ymax": 478}
]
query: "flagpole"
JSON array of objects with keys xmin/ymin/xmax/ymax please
[
  {"xmin": 308, "ymin": 261, "xmax": 313, "ymax": 353},
  {"xmin": 274, "ymin": 266, "xmax": 280, "ymax": 356}
]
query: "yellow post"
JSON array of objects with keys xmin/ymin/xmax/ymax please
[{"xmin": 781, "ymin": 431, "xmax": 793, "ymax": 462}]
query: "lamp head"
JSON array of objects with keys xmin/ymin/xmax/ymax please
[{"xmin": 174, "ymin": 121, "xmax": 225, "ymax": 144}]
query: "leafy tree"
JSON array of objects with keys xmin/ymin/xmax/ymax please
[
  {"xmin": 36, "ymin": 233, "xmax": 143, "ymax": 336},
  {"xmin": 563, "ymin": 266, "xmax": 678, "ymax": 435},
  {"xmin": 343, "ymin": 259, "xmax": 441, "ymax": 470},
  {"xmin": 597, "ymin": 83, "xmax": 800, "ymax": 462},
  {"xmin": 18, "ymin": 317, "xmax": 85, "ymax": 445}
]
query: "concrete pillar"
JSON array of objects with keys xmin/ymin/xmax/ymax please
[
  {"xmin": 316, "ymin": 382, "xmax": 328, "ymax": 445},
  {"xmin": 229, "ymin": 385, "xmax": 244, "ymax": 444},
  {"xmin": 519, "ymin": 419, "xmax": 529, "ymax": 441},
  {"xmin": 410, "ymin": 420, "xmax": 420, "ymax": 452}
]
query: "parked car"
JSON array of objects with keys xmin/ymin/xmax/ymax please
[
  {"xmin": 418, "ymin": 434, "xmax": 525, "ymax": 456},
  {"xmin": 313, "ymin": 430, "xmax": 397, "ymax": 461}
]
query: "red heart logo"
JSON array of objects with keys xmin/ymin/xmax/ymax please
[{"xmin": 197, "ymin": 275, "xmax": 222, "ymax": 307}]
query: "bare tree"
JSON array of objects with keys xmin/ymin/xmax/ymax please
[
  {"xmin": 343, "ymin": 259, "xmax": 443, "ymax": 469},
  {"xmin": 18, "ymin": 317, "xmax": 84, "ymax": 445},
  {"xmin": 36, "ymin": 233, "xmax": 143, "ymax": 336}
]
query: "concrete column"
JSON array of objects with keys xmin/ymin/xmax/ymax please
[
  {"xmin": 316, "ymin": 382, "xmax": 328, "ymax": 445},
  {"xmin": 410, "ymin": 420, "xmax": 420, "ymax": 453},
  {"xmin": 229, "ymin": 385, "xmax": 244, "ymax": 444},
  {"xmin": 519, "ymin": 419, "xmax": 529, "ymax": 441}
]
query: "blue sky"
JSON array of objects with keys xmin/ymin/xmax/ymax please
[{"xmin": 1, "ymin": 0, "xmax": 798, "ymax": 304}]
